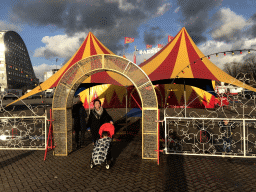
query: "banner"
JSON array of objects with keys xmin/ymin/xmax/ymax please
[
  {"xmin": 158, "ymin": 44, "xmax": 164, "ymax": 48},
  {"xmin": 124, "ymin": 37, "xmax": 134, "ymax": 44},
  {"xmin": 168, "ymin": 35, "xmax": 174, "ymax": 42},
  {"xmin": 146, "ymin": 44, "xmax": 152, "ymax": 49}
]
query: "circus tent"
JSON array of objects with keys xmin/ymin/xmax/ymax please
[
  {"xmin": 9, "ymin": 28, "xmax": 256, "ymax": 108},
  {"xmin": 8, "ymin": 32, "xmax": 131, "ymax": 105},
  {"xmin": 139, "ymin": 27, "xmax": 256, "ymax": 92}
]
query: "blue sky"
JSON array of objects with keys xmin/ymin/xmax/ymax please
[{"xmin": 0, "ymin": 0, "xmax": 256, "ymax": 81}]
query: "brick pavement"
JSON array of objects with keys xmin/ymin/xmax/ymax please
[{"xmin": 1, "ymin": 118, "xmax": 256, "ymax": 192}]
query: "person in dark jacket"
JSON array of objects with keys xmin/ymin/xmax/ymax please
[
  {"xmin": 219, "ymin": 120, "xmax": 235, "ymax": 152},
  {"xmin": 72, "ymin": 98, "xmax": 87, "ymax": 149},
  {"xmin": 87, "ymin": 99, "xmax": 113, "ymax": 145}
]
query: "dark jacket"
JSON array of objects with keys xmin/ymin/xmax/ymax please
[
  {"xmin": 72, "ymin": 102, "xmax": 87, "ymax": 131},
  {"xmin": 219, "ymin": 121, "xmax": 235, "ymax": 138},
  {"xmin": 87, "ymin": 108, "xmax": 113, "ymax": 141}
]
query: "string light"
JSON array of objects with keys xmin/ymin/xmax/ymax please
[
  {"xmin": 240, "ymin": 50, "xmax": 242, "ymax": 54},
  {"xmin": 182, "ymin": 71, "xmax": 184, "ymax": 74},
  {"xmin": 194, "ymin": 61, "xmax": 196, "ymax": 64},
  {"xmin": 208, "ymin": 56, "xmax": 210, "ymax": 59},
  {"xmin": 201, "ymin": 58, "xmax": 203, "ymax": 60},
  {"xmin": 216, "ymin": 53, "xmax": 218, "ymax": 57},
  {"xmin": 248, "ymin": 50, "xmax": 251, "ymax": 54},
  {"xmin": 232, "ymin": 51, "xmax": 234, "ymax": 55},
  {"xmin": 224, "ymin": 52, "xmax": 226, "ymax": 56}
]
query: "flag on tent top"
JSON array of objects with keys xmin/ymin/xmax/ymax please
[
  {"xmin": 146, "ymin": 44, "xmax": 152, "ymax": 49},
  {"xmin": 133, "ymin": 54, "xmax": 136, "ymax": 64},
  {"xmin": 158, "ymin": 44, "xmax": 164, "ymax": 48},
  {"xmin": 124, "ymin": 37, "xmax": 134, "ymax": 44},
  {"xmin": 168, "ymin": 35, "xmax": 174, "ymax": 42}
]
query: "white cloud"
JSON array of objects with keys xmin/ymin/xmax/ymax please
[
  {"xmin": 0, "ymin": 20, "xmax": 22, "ymax": 31},
  {"xmin": 210, "ymin": 8, "xmax": 253, "ymax": 42},
  {"xmin": 198, "ymin": 38, "xmax": 256, "ymax": 69},
  {"xmin": 33, "ymin": 63, "xmax": 62, "ymax": 82},
  {"xmin": 33, "ymin": 32, "xmax": 87, "ymax": 59}
]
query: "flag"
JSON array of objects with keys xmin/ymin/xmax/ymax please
[
  {"xmin": 124, "ymin": 37, "xmax": 134, "ymax": 44},
  {"xmin": 123, "ymin": 55, "xmax": 126, "ymax": 58},
  {"xmin": 133, "ymin": 54, "xmax": 136, "ymax": 64},
  {"xmin": 158, "ymin": 44, "xmax": 164, "ymax": 48},
  {"xmin": 56, "ymin": 58, "xmax": 58, "ymax": 63},
  {"xmin": 168, "ymin": 35, "xmax": 174, "ymax": 42},
  {"xmin": 146, "ymin": 44, "xmax": 152, "ymax": 49}
]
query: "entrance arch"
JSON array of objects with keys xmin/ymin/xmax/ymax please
[{"xmin": 52, "ymin": 54, "xmax": 158, "ymax": 160}]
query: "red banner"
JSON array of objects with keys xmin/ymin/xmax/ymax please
[
  {"xmin": 146, "ymin": 44, "xmax": 152, "ymax": 49},
  {"xmin": 124, "ymin": 37, "xmax": 134, "ymax": 44},
  {"xmin": 168, "ymin": 35, "xmax": 174, "ymax": 42}
]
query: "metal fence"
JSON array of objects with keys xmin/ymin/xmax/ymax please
[
  {"xmin": 0, "ymin": 116, "xmax": 46, "ymax": 150},
  {"xmin": 164, "ymin": 117, "xmax": 256, "ymax": 157}
]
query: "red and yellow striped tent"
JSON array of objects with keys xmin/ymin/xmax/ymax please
[
  {"xmin": 140, "ymin": 27, "xmax": 256, "ymax": 92},
  {"xmin": 9, "ymin": 32, "xmax": 131, "ymax": 105}
]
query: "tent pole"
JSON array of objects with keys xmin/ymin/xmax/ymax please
[
  {"xmin": 126, "ymin": 86, "xmax": 128, "ymax": 135},
  {"xmin": 184, "ymin": 79, "xmax": 186, "ymax": 118},
  {"xmin": 89, "ymin": 87, "xmax": 91, "ymax": 115}
]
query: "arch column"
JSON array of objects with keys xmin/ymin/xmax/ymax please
[{"xmin": 52, "ymin": 54, "xmax": 158, "ymax": 160}]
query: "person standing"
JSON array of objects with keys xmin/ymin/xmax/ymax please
[
  {"xmin": 220, "ymin": 120, "xmax": 235, "ymax": 152},
  {"xmin": 72, "ymin": 98, "xmax": 87, "ymax": 149},
  {"xmin": 87, "ymin": 99, "xmax": 113, "ymax": 145}
]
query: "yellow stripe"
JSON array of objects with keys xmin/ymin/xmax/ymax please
[
  {"xmin": 91, "ymin": 35, "xmax": 105, "ymax": 55},
  {"xmin": 106, "ymin": 71, "xmax": 131, "ymax": 86},
  {"xmin": 82, "ymin": 33, "xmax": 91, "ymax": 58},
  {"xmin": 93, "ymin": 34, "xmax": 114, "ymax": 55},
  {"xmin": 171, "ymin": 31, "xmax": 194, "ymax": 79},
  {"xmin": 141, "ymin": 30, "xmax": 182, "ymax": 76},
  {"xmin": 185, "ymin": 28, "xmax": 256, "ymax": 92}
]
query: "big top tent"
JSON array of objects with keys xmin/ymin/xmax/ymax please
[
  {"xmin": 139, "ymin": 27, "xmax": 256, "ymax": 92},
  {"xmin": 8, "ymin": 32, "xmax": 131, "ymax": 106}
]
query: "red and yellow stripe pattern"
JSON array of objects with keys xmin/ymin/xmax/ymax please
[{"xmin": 140, "ymin": 27, "xmax": 256, "ymax": 92}]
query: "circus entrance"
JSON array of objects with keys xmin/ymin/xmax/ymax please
[{"xmin": 52, "ymin": 54, "xmax": 159, "ymax": 160}]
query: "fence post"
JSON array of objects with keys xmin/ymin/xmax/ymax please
[{"xmin": 243, "ymin": 119, "xmax": 246, "ymax": 157}]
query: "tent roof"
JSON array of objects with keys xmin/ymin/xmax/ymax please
[
  {"xmin": 140, "ymin": 27, "xmax": 256, "ymax": 92},
  {"xmin": 9, "ymin": 32, "xmax": 131, "ymax": 105}
]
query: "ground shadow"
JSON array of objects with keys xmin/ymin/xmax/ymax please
[
  {"xmin": 163, "ymin": 154, "xmax": 188, "ymax": 191},
  {"xmin": 0, "ymin": 151, "xmax": 35, "ymax": 169}
]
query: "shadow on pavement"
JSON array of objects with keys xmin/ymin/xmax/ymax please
[
  {"xmin": 0, "ymin": 151, "xmax": 35, "ymax": 169},
  {"xmin": 163, "ymin": 154, "xmax": 188, "ymax": 191}
]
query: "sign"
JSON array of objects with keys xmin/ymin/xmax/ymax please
[{"xmin": 139, "ymin": 47, "xmax": 161, "ymax": 55}]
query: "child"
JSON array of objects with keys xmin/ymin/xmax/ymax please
[{"xmin": 92, "ymin": 131, "xmax": 112, "ymax": 166}]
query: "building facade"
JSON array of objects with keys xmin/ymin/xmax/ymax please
[
  {"xmin": 44, "ymin": 69, "xmax": 59, "ymax": 82},
  {"xmin": 0, "ymin": 31, "xmax": 39, "ymax": 92}
]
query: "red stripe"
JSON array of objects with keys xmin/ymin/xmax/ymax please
[
  {"xmin": 90, "ymin": 71, "xmax": 122, "ymax": 86},
  {"xmin": 184, "ymin": 32, "xmax": 217, "ymax": 81},
  {"xmin": 90, "ymin": 35, "xmax": 97, "ymax": 55},
  {"xmin": 50, "ymin": 35, "xmax": 89, "ymax": 88},
  {"xmin": 139, "ymin": 31, "xmax": 181, "ymax": 68},
  {"xmin": 93, "ymin": 36, "xmax": 111, "ymax": 54},
  {"xmin": 147, "ymin": 34, "xmax": 182, "ymax": 82}
]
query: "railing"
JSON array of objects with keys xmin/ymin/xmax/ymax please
[
  {"xmin": 164, "ymin": 117, "xmax": 256, "ymax": 158},
  {"xmin": 0, "ymin": 116, "xmax": 46, "ymax": 150}
]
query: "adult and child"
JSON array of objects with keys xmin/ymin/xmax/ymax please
[{"xmin": 72, "ymin": 97, "xmax": 114, "ymax": 147}]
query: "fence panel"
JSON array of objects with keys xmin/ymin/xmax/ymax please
[
  {"xmin": 0, "ymin": 116, "xmax": 46, "ymax": 150},
  {"xmin": 164, "ymin": 117, "xmax": 256, "ymax": 157}
]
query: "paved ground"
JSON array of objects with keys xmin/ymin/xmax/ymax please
[
  {"xmin": 1, "ymin": 117, "xmax": 256, "ymax": 192},
  {"xmin": 1, "ymin": 101, "xmax": 256, "ymax": 191}
]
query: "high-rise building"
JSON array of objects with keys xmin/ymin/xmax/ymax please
[{"xmin": 0, "ymin": 30, "xmax": 39, "ymax": 92}]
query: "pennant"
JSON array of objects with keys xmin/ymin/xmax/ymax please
[
  {"xmin": 146, "ymin": 44, "xmax": 152, "ymax": 49},
  {"xmin": 123, "ymin": 55, "xmax": 126, "ymax": 58},
  {"xmin": 124, "ymin": 37, "xmax": 134, "ymax": 44},
  {"xmin": 158, "ymin": 44, "xmax": 164, "ymax": 48},
  {"xmin": 168, "ymin": 35, "xmax": 174, "ymax": 42},
  {"xmin": 133, "ymin": 54, "xmax": 136, "ymax": 64}
]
